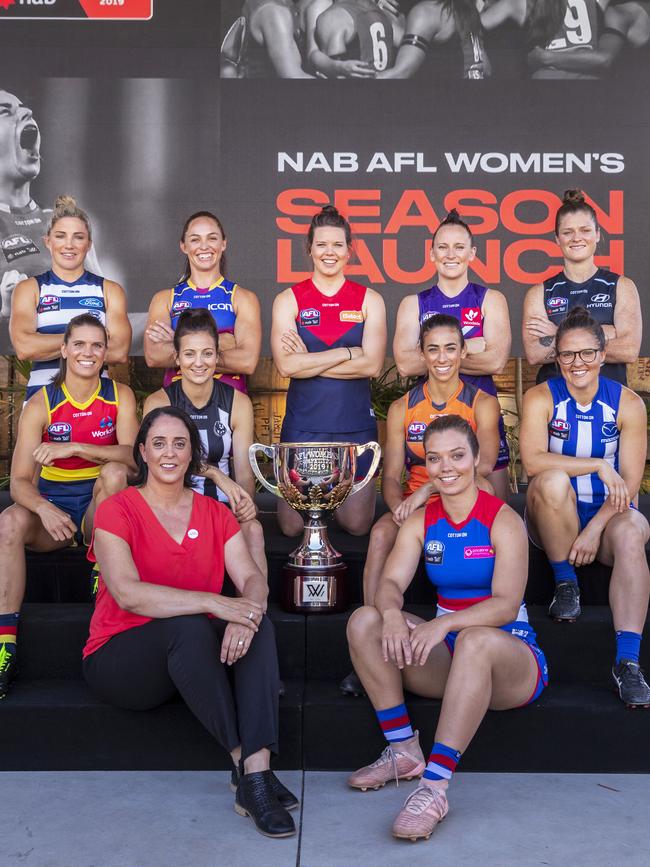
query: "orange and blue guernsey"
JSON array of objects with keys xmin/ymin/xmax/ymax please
[
  {"xmin": 39, "ymin": 379, "xmax": 119, "ymax": 484},
  {"xmin": 404, "ymin": 380, "xmax": 482, "ymax": 496},
  {"xmin": 423, "ymin": 490, "xmax": 549, "ymax": 705}
]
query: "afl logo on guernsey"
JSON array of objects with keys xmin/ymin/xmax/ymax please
[
  {"xmin": 48, "ymin": 422, "xmax": 72, "ymax": 442},
  {"xmin": 172, "ymin": 300, "xmax": 191, "ymax": 313},
  {"xmin": 39, "ymin": 295, "xmax": 60, "ymax": 310},
  {"xmin": 547, "ymin": 297, "xmax": 568, "ymax": 312},
  {"xmin": 299, "ymin": 308, "xmax": 320, "ymax": 327},
  {"xmin": 407, "ymin": 422, "xmax": 427, "ymax": 441},
  {"xmin": 79, "ymin": 297, "xmax": 103, "ymax": 309},
  {"xmin": 425, "ymin": 539, "xmax": 445, "ymax": 565},
  {"xmin": 549, "ymin": 419, "xmax": 570, "ymax": 440},
  {"xmin": 2, "ymin": 234, "xmax": 39, "ymax": 263}
]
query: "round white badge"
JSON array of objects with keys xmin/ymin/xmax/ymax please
[{"xmin": 187, "ymin": 529, "xmax": 199, "ymax": 540}]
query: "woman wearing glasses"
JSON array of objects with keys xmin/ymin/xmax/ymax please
[
  {"xmin": 520, "ymin": 306, "xmax": 650, "ymax": 707},
  {"xmin": 522, "ymin": 189, "xmax": 641, "ymax": 386}
]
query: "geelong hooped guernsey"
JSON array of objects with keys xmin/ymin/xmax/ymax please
[
  {"xmin": 0, "ymin": 200, "xmax": 51, "ymax": 282},
  {"xmin": 39, "ymin": 379, "xmax": 119, "ymax": 484},
  {"xmin": 404, "ymin": 379, "xmax": 482, "ymax": 496},
  {"xmin": 26, "ymin": 269, "xmax": 106, "ymax": 398},
  {"xmin": 424, "ymin": 490, "xmax": 535, "ymax": 641},
  {"xmin": 546, "ymin": 375, "xmax": 622, "ymax": 506},
  {"xmin": 539, "ymin": 268, "xmax": 625, "ymax": 384},
  {"xmin": 164, "ymin": 379, "xmax": 234, "ymax": 503},
  {"xmin": 167, "ymin": 277, "xmax": 245, "ymax": 393},
  {"xmin": 417, "ymin": 283, "xmax": 496, "ymax": 396},
  {"xmin": 284, "ymin": 278, "xmax": 374, "ymax": 433}
]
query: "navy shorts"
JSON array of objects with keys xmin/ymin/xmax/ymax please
[
  {"xmin": 279, "ymin": 424, "xmax": 379, "ymax": 480},
  {"xmin": 38, "ymin": 477, "xmax": 95, "ymax": 544}
]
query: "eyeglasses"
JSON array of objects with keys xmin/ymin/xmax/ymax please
[{"xmin": 557, "ymin": 348, "xmax": 600, "ymax": 365}]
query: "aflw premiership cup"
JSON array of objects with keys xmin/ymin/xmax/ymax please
[{"xmin": 249, "ymin": 441, "xmax": 381, "ymax": 614}]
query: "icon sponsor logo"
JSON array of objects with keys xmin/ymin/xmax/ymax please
[
  {"xmin": 207, "ymin": 302, "xmax": 233, "ymax": 312},
  {"xmin": 547, "ymin": 296, "xmax": 568, "ymax": 310},
  {"xmin": 299, "ymin": 307, "xmax": 320, "ymax": 327},
  {"xmin": 464, "ymin": 545, "xmax": 494, "ymax": 558},
  {"xmin": 461, "ymin": 307, "xmax": 481, "ymax": 329},
  {"xmin": 549, "ymin": 418, "xmax": 571, "ymax": 440},
  {"xmin": 425, "ymin": 539, "xmax": 445, "ymax": 565},
  {"xmin": 79, "ymin": 297, "xmax": 103, "ymax": 308},
  {"xmin": 407, "ymin": 421, "xmax": 427, "ymax": 440},
  {"xmin": 601, "ymin": 422, "xmax": 618, "ymax": 439},
  {"xmin": 339, "ymin": 309, "xmax": 363, "ymax": 323},
  {"xmin": 48, "ymin": 421, "xmax": 71, "ymax": 442}
]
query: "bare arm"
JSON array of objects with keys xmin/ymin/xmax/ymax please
[
  {"xmin": 311, "ymin": 6, "xmax": 377, "ymax": 77},
  {"xmin": 474, "ymin": 392, "xmax": 501, "ymax": 477},
  {"xmin": 271, "ymin": 289, "xmax": 353, "ymax": 378},
  {"xmin": 480, "ymin": 0, "xmax": 526, "ymax": 29},
  {"xmin": 143, "ymin": 289, "xmax": 175, "ymax": 368},
  {"xmin": 321, "ymin": 288, "xmax": 387, "ymax": 379},
  {"xmin": 256, "ymin": 4, "xmax": 313, "ymax": 78},
  {"xmin": 104, "ymin": 280, "xmax": 132, "ymax": 364},
  {"xmin": 217, "ymin": 286, "xmax": 262, "ymax": 377},
  {"xmin": 230, "ymin": 390, "xmax": 257, "ymax": 500},
  {"xmin": 460, "ymin": 289, "xmax": 511, "ymax": 376},
  {"xmin": 9, "ymin": 278, "xmax": 65, "ymax": 362},
  {"xmin": 374, "ymin": 508, "xmax": 425, "ymax": 616},
  {"xmin": 377, "ymin": 1, "xmax": 443, "ymax": 79},
  {"xmin": 393, "ymin": 294, "xmax": 426, "ymax": 377},
  {"xmin": 528, "ymin": 31, "xmax": 625, "ymax": 72},
  {"xmin": 604, "ymin": 276, "xmax": 642, "ymax": 364},
  {"xmin": 142, "ymin": 388, "xmax": 170, "ymax": 418},
  {"xmin": 381, "ymin": 396, "xmax": 409, "ymax": 512},
  {"xmin": 522, "ymin": 283, "xmax": 557, "ymax": 365}
]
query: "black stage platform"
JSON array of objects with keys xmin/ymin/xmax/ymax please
[{"xmin": 1, "ymin": 492, "xmax": 649, "ymax": 772}]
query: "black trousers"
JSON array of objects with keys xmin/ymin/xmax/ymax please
[{"xmin": 83, "ymin": 614, "xmax": 280, "ymax": 761}]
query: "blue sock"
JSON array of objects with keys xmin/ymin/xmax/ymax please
[
  {"xmin": 423, "ymin": 742, "xmax": 461, "ymax": 782},
  {"xmin": 376, "ymin": 703, "xmax": 414, "ymax": 744},
  {"xmin": 550, "ymin": 560, "xmax": 578, "ymax": 586},
  {"xmin": 0, "ymin": 612, "xmax": 19, "ymax": 647},
  {"xmin": 616, "ymin": 631, "xmax": 642, "ymax": 664}
]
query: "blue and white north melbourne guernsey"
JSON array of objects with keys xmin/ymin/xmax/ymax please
[
  {"xmin": 546, "ymin": 375, "xmax": 622, "ymax": 523},
  {"xmin": 25, "ymin": 269, "xmax": 106, "ymax": 400}
]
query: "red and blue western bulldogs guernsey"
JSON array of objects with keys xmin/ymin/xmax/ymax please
[
  {"xmin": 39, "ymin": 379, "xmax": 119, "ymax": 484},
  {"xmin": 283, "ymin": 278, "xmax": 375, "ymax": 433},
  {"xmin": 166, "ymin": 277, "xmax": 245, "ymax": 393}
]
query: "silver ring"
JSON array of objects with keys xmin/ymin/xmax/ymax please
[
  {"xmin": 238, "ymin": 639, "xmax": 244, "ymax": 646},
  {"xmin": 248, "ymin": 610, "xmax": 255, "ymax": 621}
]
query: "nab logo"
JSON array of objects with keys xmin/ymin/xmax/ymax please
[
  {"xmin": 79, "ymin": 297, "xmax": 103, "ymax": 308},
  {"xmin": 299, "ymin": 308, "xmax": 320, "ymax": 327},
  {"xmin": 407, "ymin": 421, "xmax": 427, "ymax": 440},
  {"xmin": 548, "ymin": 297, "xmax": 568, "ymax": 309}
]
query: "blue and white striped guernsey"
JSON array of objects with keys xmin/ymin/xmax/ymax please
[
  {"xmin": 546, "ymin": 375, "xmax": 622, "ymax": 506},
  {"xmin": 25, "ymin": 270, "xmax": 106, "ymax": 400}
]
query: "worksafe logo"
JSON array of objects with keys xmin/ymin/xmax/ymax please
[{"xmin": 0, "ymin": 0, "xmax": 153, "ymax": 19}]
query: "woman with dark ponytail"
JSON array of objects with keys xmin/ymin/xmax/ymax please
[
  {"xmin": 523, "ymin": 189, "xmax": 641, "ymax": 385},
  {"xmin": 394, "ymin": 208, "xmax": 512, "ymax": 501},
  {"xmin": 271, "ymin": 203, "xmax": 387, "ymax": 537},
  {"xmin": 521, "ymin": 306, "xmax": 650, "ymax": 707},
  {"xmin": 144, "ymin": 211, "xmax": 261, "ymax": 393}
]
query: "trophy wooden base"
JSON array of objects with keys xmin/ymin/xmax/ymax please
[{"xmin": 282, "ymin": 562, "xmax": 348, "ymax": 614}]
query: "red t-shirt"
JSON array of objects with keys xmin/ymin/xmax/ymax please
[{"xmin": 83, "ymin": 486, "xmax": 240, "ymax": 657}]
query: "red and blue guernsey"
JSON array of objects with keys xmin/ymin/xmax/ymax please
[
  {"xmin": 166, "ymin": 277, "xmax": 245, "ymax": 393},
  {"xmin": 39, "ymin": 379, "xmax": 119, "ymax": 485},
  {"xmin": 424, "ymin": 490, "xmax": 538, "ymax": 648},
  {"xmin": 284, "ymin": 278, "xmax": 374, "ymax": 433}
]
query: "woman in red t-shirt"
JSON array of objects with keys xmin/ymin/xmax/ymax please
[{"xmin": 83, "ymin": 406, "xmax": 297, "ymax": 838}]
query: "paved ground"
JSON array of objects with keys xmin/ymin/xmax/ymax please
[{"xmin": 4, "ymin": 771, "xmax": 649, "ymax": 867}]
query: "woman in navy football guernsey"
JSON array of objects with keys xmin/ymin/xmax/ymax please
[
  {"xmin": 144, "ymin": 211, "xmax": 262, "ymax": 393},
  {"xmin": 347, "ymin": 414, "xmax": 547, "ymax": 841},
  {"xmin": 143, "ymin": 309, "xmax": 267, "ymax": 578},
  {"xmin": 521, "ymin": 307, "xmax": 650, "ymax": 707},
  {"xmin": 393, "ymin": 209, "xmax": 512, "ymax": 501},
  {"xmin": 523, "ymin": 189, "xmax": 641, "ymax": 386},
  {"xmin": 271, "ymin": 204, "xmax": 387, "ymax": 537},
  {"xmin": 9, "ymin": 195, "xmax": 132, "ymax": 400}
]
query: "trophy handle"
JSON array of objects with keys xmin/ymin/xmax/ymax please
[
  {"xmin": 350, "ymin": 441, "xmax": 381, "ymax": 496},
  {"xmin": 248, "ymin": 443, "xmax": 280, "ymax": 498}
]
